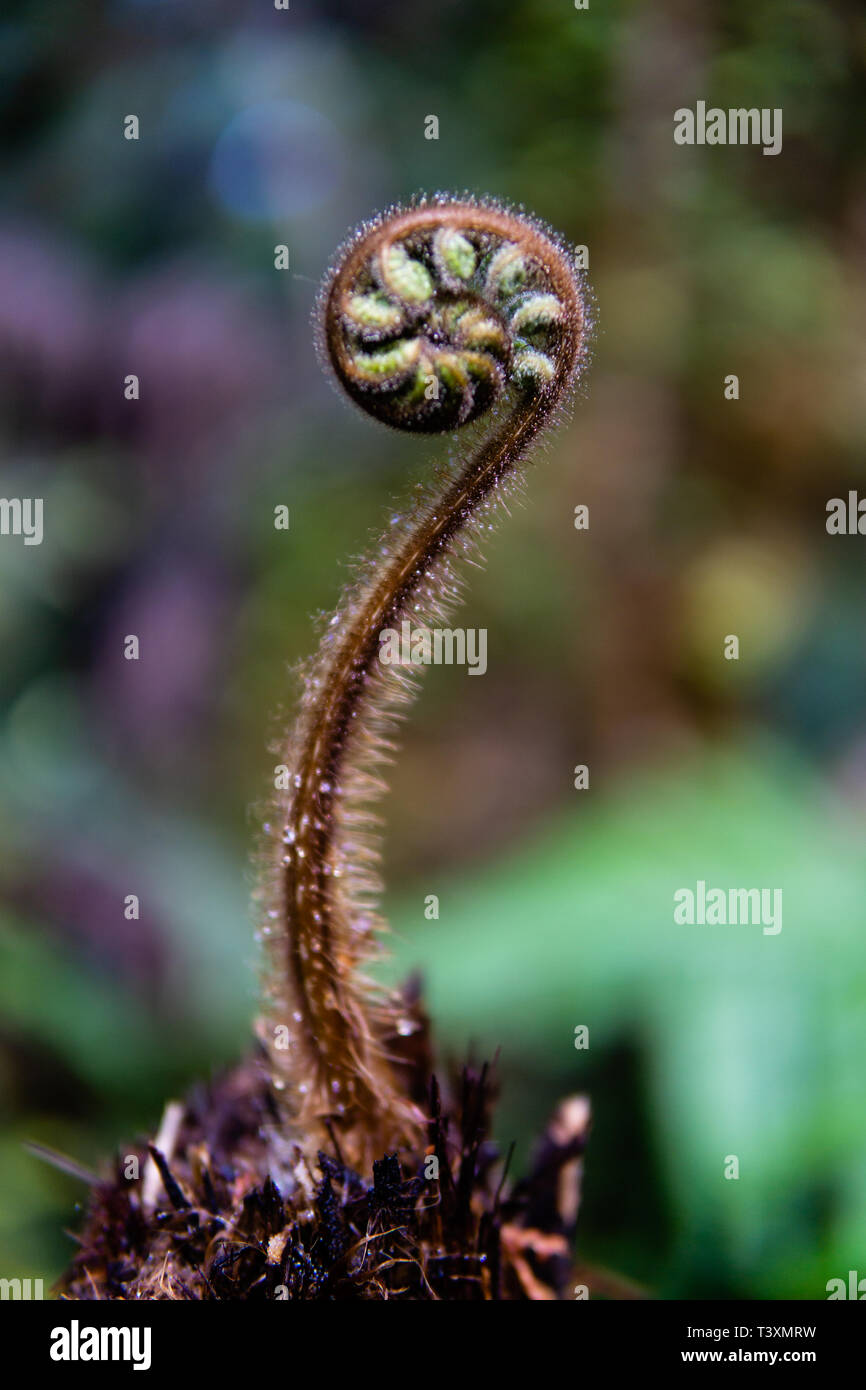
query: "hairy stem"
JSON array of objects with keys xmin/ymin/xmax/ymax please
[{"xmin": 260, "ymin": 198, "xmax": 588, "ymax": 1157}]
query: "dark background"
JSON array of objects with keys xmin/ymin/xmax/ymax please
[{"xmin": 1, "ymin": 0, "xmax": 865, "ymax": 1298}]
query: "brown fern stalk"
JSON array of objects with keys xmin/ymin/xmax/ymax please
[
  {"xmin": 260, "ymin": 197, "xmax": 589, "ymax": 1160},
  {"xmin": 58, "ymin": 196, "xmax": 594, "ymax": 1301}
]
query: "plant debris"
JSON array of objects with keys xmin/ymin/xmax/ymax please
[{"xmin": 59, "ymin": 1013, "xmax": 590, "ymax": 1301}]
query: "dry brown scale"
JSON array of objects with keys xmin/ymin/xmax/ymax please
[{"xmin": 60, "ymin": 1010, "xmax": 591, "ymax": 1300}]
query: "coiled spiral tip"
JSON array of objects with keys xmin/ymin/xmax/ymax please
[{"xmin": 322, "ymin": 200, "xmax": 582, "ymax": 434}]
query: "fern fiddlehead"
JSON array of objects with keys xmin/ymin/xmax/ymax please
[{"xmin": 260, "ymin": 197, "xmax": 589, "ymax": 1161}]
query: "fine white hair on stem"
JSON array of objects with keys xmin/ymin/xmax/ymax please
[{"xmin": 256, "ymin": 195, "xmax": 590, "ymax": 1165}]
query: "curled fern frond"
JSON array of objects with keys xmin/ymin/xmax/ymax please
[{"xmin": 259, "ymin": 196, "xmax": 590, "ymax": 1162}]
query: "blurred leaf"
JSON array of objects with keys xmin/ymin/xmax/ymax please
[{"xmin": 388, "ymin": 741, "xmax": 866, "ymax": 1294}]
